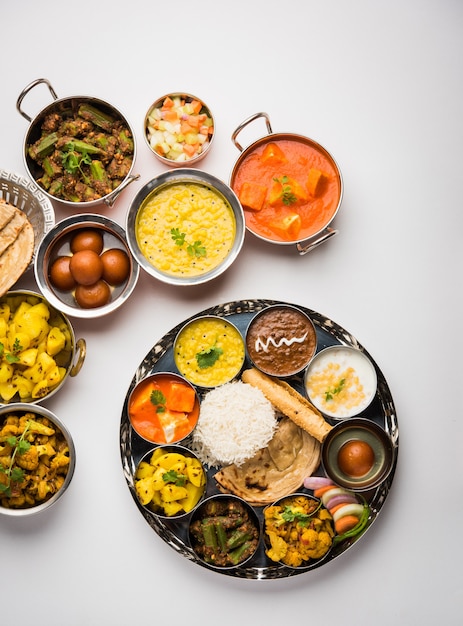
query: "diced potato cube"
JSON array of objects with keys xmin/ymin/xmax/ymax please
[
  {"xmin": 46, "ymin": 327, "xmax": 66, "ymax": 356},
  {"xmin": 12, "ymin": 301, "xmax": 31, "ymax": 323},
  {"xmin": 32, "ymin": 379, "xmax": 52, "ymax": 399},
  {"xmin": 0, "ymin": 381, "xmax": 17, "ymax": 402},
  {"xmin": 154, "ymin": 452, "xmax": 187, "ymax": 471},
  {"xmin": 135, "ymin": 461, "xmax": 155, "ymax": 479},
  {"xmin": 0, "ymin": 304, "xmax": 10, "ymax": 321},
  {"xmin": 135, "ymin": 477, "xmax": 155, "ymax": 505},
  {"xmin": 160, "ymin": 483, "xmax": 188, "ymax": 503},
  {"xmin": 179, "ymin": 482, "xmax": 202, "ymax": 512},
  {"xmin": 8, "ymin": 331, "xmax": 30, "ymax": 352},
  {"xmin": 151, "ymin": 466, "xmax": 168, "ymax": 491},
  {"xmin": 46, "ymin": 365, "xmax": 62, "ymax": 387},
  {"xmin": 186, "ymin": 463, "xmax": 205, "ymax": 488},
  {"xmin": 16, "ymin": 348, "xmax": 38, "ymax": 368},
  {"xmin": 162, "ymin": 501, "xmax": 184, "ymax": 516},
  {"xmin": 0, "ymin": 362, "xmax": 13, "ymax": 384},
  {"xmin": 11, "ymin": 373, "xmax": 34, "ymax": 399},
  {"xmin": 0, "ymin": 318, "xmax": 7, "ymax": 336}
]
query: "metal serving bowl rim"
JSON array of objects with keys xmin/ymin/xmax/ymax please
[
  {"xmin": 143, "ymin": 92, "xmax": 215, "ymax": 167},
  {"xmin": 0, "ymin": 402, "xmax": 76, "ymax": 516},
  {"xmin": 321, "ymin": 417, "xmax": 395, "ymax": 492},
  {"xmin": 173, "ymin": 314, "xmax": 246, "ymax": 388},
  {"xmin": 229, "ymin": 130, "xmax": 344, "ymax": 247},
  {"xmin": 125, "ymin": 168, "xmax": 245, "ymax": 286},
  {"xmin": 304, "ymin": 345, "xmax": 378, "ymax": 419},
  {"xmin": 0, "ymin": 289, "xmax": 83, "ymax": 405},
  {"xmin": 245, "ymin": 303, "xmax": 317, "ymax": 378},
  {"xmin": 128, "ymin": 371, "xmax": 200, "ymax": 445},
  {"xmin": 21, "ymin": 91, "xmax": 138, "ymax": 208},
  {"xmin": 134, "ymin": 443, "xmax": 207, "ymax": 520},
  {"xmin": 34, "ymin": 213, "xmax": 139, "ymax": 319},
  {"xmin": 187, "ymin": 493, "xmax": 261, "ymax": 570}
]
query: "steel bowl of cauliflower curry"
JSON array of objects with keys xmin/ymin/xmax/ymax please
[{"xmin": 0, "ymin": 403, "xmax": 76, "ymax": 516}]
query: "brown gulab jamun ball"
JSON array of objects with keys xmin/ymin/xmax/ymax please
[
  {"xmin": 69, "ymin": 249, "xmax": 104, "ymax": 286},
  {"xmin": 49, "ymin": 256, "xmax": 76, "ymax": 291},
  {"xmin": 101, "ymin": 248, "xmax": 130, "ymax": 286},
  {"xmin": 70, "ymin": 228, "xmax": 104, "ymax": 254},
  {"xmin": 337, "ymin": 439, "xmax": 375, "ymax": 477},
  {"xmin": 75, "ymin": 280, "xmax": 111, "ymax": 308}
]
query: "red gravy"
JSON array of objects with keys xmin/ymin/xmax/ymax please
[{"xmin": 232, "ymin": 138, "xmax": 341, "ymax": 243}]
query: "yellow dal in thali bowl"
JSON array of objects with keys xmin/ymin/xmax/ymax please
[
  {"xmin": 126, "ymin": 169, "xmax": 245, "ymax": 286},
  {"xmin": 174, "ymin": 316, "xmax": 245, "ymax": 388}
]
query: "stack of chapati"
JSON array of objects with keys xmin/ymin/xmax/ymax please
[
  {"xmin": 0, "ymin": 199, "xmax": 35, "ymax": 296},
  {"xmin": 214, "ymin": 418, "xmax": 322, "ymax": 506}
]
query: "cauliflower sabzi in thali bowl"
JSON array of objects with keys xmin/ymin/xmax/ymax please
[{"xmin": 0, "ymin": 403, "xmax": 75, "ymax": 516}]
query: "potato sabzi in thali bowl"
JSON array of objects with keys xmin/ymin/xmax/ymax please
[
  {"xmin": 17, "ymin": 78, "xmax": 139, "ymax": 209},
  {"xmin": 120, "ymin": 299, "xmax": 399, "ymax": 579},
  {"xmin": 229, "ymin": 112, "xmax": 343, "ymax": 256}
]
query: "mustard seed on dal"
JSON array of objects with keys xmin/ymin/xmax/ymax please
[
  {"xmin": 136, "ymin": 182, "xmax": 236, "ymax": 277},
  {"xmin": 174, "ymin": 316, "xmax": 245, "ymax": 388}
]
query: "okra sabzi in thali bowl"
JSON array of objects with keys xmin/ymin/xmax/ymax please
[{"xmin": 17, "ymin": 78, "xmax": 139, "ymax": 209}]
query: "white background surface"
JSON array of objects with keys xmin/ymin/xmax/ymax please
[{"xmin": 1, "ymin": 1, "xmax": 462, "ymax": 624}]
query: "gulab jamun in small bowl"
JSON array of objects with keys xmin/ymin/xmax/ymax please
[
  {"xmin": 34, "ymin": 214, "xmax": 139, "ymax": 319},
  {"xmin": 321, "ymin": 418, "xmax": 396, "ymax": 491}
]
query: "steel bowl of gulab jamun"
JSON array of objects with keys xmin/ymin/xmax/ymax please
[{"xmin": 34, "ymin": 214, "xmax": 139, "ymax": 319}]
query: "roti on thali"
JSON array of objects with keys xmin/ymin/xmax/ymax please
[
  {"xmin": 0, "ymin": 200, "xmax": 35, "ymax": 297},
  {"xmin": 214, "ymin": 417, "xmax": 321, "ymax": 506}
]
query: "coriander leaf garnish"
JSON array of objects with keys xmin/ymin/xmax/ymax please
[
  {"xmin": 162, "ymin": 469, "xmax": 187, "ymax": 486},
  {"xmin": 150, "ymin": 389, "xmax": 167, "ymax": 413},
  {"xmin": 61, "ymin": 142, "xmax": 93, "ymax": 181},
  {"xmin": 171, "ymin": 228, "xmax": 186, "ymax": 247},
  {"xmin": 196, "ymin": 344, "xmax": 223, "ymax": 369},
  {"xmin": 281, "ymin": 506, "xmax": 310, "ymax": 526},
  {"xmin": 0, "ymin": 339, "xmax": 22, "ymax": 365},
  {"xmin": 325, "ymin": 378, "xmax": 346, "ymax": 401},
  {"xmin": 170, "ymin": 228, "xmax": 206, "ymax": 258},
  {"xmin": 273, "ymin": 175, "xmax": 297, "ymax": 206},
  {"xmin": 187, "ymin": 241, "xmax": 206, "ymax": 258},
  {"xmin": 0, "ymin": 420, "xmax": 32, "ymax": 496}
]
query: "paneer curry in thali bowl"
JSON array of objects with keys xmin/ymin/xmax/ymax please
[{"xmin": 230, "ymin": 113, "xmax": 343, "ymax": 254}]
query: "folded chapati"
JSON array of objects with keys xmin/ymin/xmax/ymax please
[
  {"xmin": 214, "ymin": 418, "xmax": 321, "ymax": 506},
  {"xmin": 0, "ymin": 201, "xmax": 35, "ymax": 297}
]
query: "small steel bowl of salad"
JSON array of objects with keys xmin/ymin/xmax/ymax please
[{"xmin": 144, "ymin": 92, "xmax": 215, "ymax": 167}]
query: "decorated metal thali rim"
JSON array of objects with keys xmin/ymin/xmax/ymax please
[{"xmin": 120, "ymin": 298, "xmax": 398, "ymax": 580}]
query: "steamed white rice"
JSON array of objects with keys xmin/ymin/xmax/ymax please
[{"xmin": 191, "ymin": 380, "xmax": 277, "ymax": 467}]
